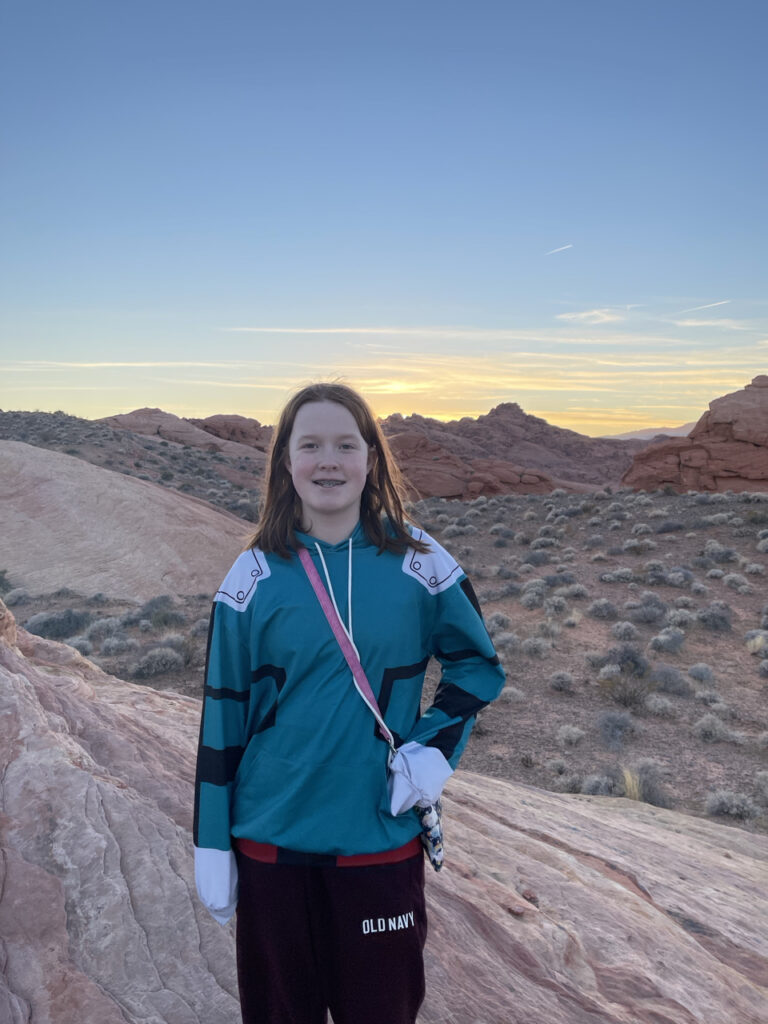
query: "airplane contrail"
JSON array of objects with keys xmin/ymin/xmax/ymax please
[
  {"xmin": 545, "ymin": 244, "xmax": 573, "ymax": 255},
  {"xmin": 677, "ymin": 300, "xmax": 730, "ymax": 313}
]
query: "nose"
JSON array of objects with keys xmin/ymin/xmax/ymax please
[{"xmin": 317, "ymin": 446, "xmax": 340, "ymax": 468}]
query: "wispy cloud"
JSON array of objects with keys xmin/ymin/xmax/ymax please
[
  {"xmin": 671, "ymin": 318, "xmax": 749, "ymax": 331},
  {"xmin": 675, "ymin": 300, "xmax": 730, "ymax": 314},
  {"xmin": 544, "ymin": 244, "xmax": 573, "ymax": 256},
  {"xmin": 556, "ymin": 308, "xmax": 624, "ymax": 325}
]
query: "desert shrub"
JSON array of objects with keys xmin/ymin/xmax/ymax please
[
  {"xmin": 581, "ymin": 772, "xmax": 621, "ymax": 796},
  {"xmin": 622, "ymin": 538, "xmax": 657, "ymax": 554},
  {"xmin": 674, "ymin": 595, "xmax": 696, "ymax": 609},
  {"xmin": 630, "ymin": 759, "xmax": 674, "ymax": 808},
  {"xmin": 557, "ymin": 724, "xmax": 585, "ymax": 748},
  {"xmin": 521, "ymin": 636, "xmax": 550, "ymax": 658},
  {"xmin": 587, "ymin": 598, "xmax": 618, "ymax": 621},
  {"xmin": 564, "ymin": 611, "xmax": 582, "ymax": 628},
  {"xmin": 696, "ymin": 600, "xmax": 732, "ymax": 632},
  {"xmin": 546, "ymin": 758, "xmax": 567, "ymax": 775},
  {"xmin": 692, "ymin": 714, "xmax": 743, "ymax": 744},
  {"xmin": 666, "ymin": 609, "xmax": 697, "ymax": 629},
  {"xmin": 757, "ymin": 538, "xmax": 768, "ymax": 553},
  {"xmin": 703, "ymin": 540, "xmax": 738, "ymax": 564},
  {"xmin": 497, "ymin": 685, "xmax": 525, "ymax": 703},
  {"xmin": 651, "ymin": 664, "xmax": 692, "ymax": 697},
  {"xmin": 0, "ymin": 569, "xmax": 11, "ymax": 595},
  {"xmin": 123, "ymin": 595, "xmax": 186, "ymax": 629},
  {"xmin": 549, "ymin": 670, "xmax": 574, "ymax": 694},
  {"xmin": 645, "ymin": 694, "xmax": 677, "ymax": 718},
  {"xmin": 69, "ymin": 636, "xmax": 93, "ymax": 656},
  {"xmin": 624, "ymin": 592, "xmax": 668, "ymax": 625},
  {"xmin": 705, "ymin": 791, "xmax": 759, "ymax": 820},
  {"xmin": 4, "ymin": 588, "xmax": 30, "ymax": 606},
  {"xmin": 611, "ymin": 620, "xmax": 640, "ymax": 642},
  {"xmin": 755, "ymin": 771, "xmax": 768, "ymax": 806},
  {"xmin": 649, "ymin": 627, "xmax": 685, "ymax": 654},
  {"xmin": 101, "ymin": 636, "xmax": 141, "ymax": 656},
  {"xmin": 694, "ymin": 689, "xmax": 722, "ymax": 706},
  {"xmin": 655, "ymin": 520, "xmax": 685, "ymax": 533},
  {"xmin": 555, "ymin": 582, "xmax": 588, "ymax": 599},
  {"xmin": 759, "ymin": 660, "xmax": 768, "ymax": 678},
  {"xmin": 688, "ymin": 663, "xmax": 714, "ymax": 684},
  {"xmin": 584, "ymin": 534, "xmax": 605, "ymax": 550},
  {"xmin": 524, "ymin": 550, "xmax": 551, "ymax": 567},
  {"xmin": 536, "ymin": 620, "xmax": 561, "ymax": 640},
  {"xmin": 493, "ymin": 631, "xmax": 519, "ymax": 653},
  {"xmin": 722, "ymin": 572, "xmax": 750, "ymax": 593},
  {"xmin": 132, "ymin": 646, "xmax": 184, "ymax": 679},
  {"xmin": 191, "ymin": 617, "xmax": 210, "ymax": 636},
  {"xmin": 744, "ymin": 630, "xmax": 768, "ymax": 656},
  {"xmin": 706, "ymin": 568, "xmax": 725, "ymax": 579},
  {"xmin": 744, "ymin": 562, "xmax": 765, "ymax": 575},
  {"xmin": 530, "ymin": 536, "xmax": 558, "ymax": 550},
  {"xmin": 86, "ymin": 616, "xmax": 124, "ymax": 642},
  {"xmin": 520, "ymin": 588, "xmax": 545, "ymax": 610},
  {"xmin": 599, "ymin": 710, "xmax": 639, "ymax": 750},
  {"xmin": 631, "ymin": 523, "xmax": 652, "ymax": 536},
  {"xmin": 543, "ymin": 596, "xmax": 568, "ymax": 617},
  {"xmin": 23, "ymin": 608, "xmax": 92, "ymax": 640},
  {"xmin": 486, "ymin": 612, "xmax": 511, "ymax": 635}
]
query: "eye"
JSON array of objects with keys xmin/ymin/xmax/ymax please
[{"xmin": 340, "ymin": 443, "xmax": 356, "ymax": 450}]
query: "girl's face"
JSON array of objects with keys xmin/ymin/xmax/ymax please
[{"xmin": 286, "ymin": 400, "xmax": 374, "ymax": 543}]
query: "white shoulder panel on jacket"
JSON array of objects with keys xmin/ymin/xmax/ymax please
[
  {"xmin": 401, "ymin": 528, "xmax": 462, "ymax": 595},
  {"xmin": 214, "ymin": 547, "xmax": 271, "ymax": 612}
]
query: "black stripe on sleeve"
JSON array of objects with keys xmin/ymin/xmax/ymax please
[
  {"xmin": 460, "ymin": 577, "xmax": 483, "ymax": 617},
  {"xmin": 432, "ymin": 681, "xmax": 489, "ymax": 721},
  {"xmin": 436, "ymin": 647, "xmax": 501, "ymax": 666},
  {"xmin": 195, "ymin": 744, "xmax": 245, "ymax": 787},
  {"xmin": 425, "ymin": 720, "xmax": 468, "ymax": 760}
]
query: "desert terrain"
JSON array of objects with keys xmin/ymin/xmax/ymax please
[{"xmin": 1, "ymin": 380, "xmax": 768, "ymax": 1022}]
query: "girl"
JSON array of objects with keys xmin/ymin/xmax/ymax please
[{"xmin": 194, "ymin": 382, "xmax": 505, "ymax": 1024}]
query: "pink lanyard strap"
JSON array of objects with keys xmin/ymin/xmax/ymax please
[{"xmin": 297, "ymin": 546, "xmax": 396, "ymax": 752}]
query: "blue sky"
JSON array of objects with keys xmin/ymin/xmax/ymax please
[{"xmin": 1, "ymin": 0, "xmax": 766, "ymax": 434}]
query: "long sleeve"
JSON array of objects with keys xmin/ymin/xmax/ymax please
[
  {"xmin": 193, "ymin": 601, "xmax": 252, "ymax": 852},
  {"xmin": 405, "ymin": 574, "xmax": 505, "ymax": 768}
]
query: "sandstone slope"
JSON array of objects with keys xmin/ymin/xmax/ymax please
[
  {"xmin": 0, "ymin": 440, "xmax": 247, "ymax": 599},
  {"xmin": 1, "ymin": 600, "xmax": 766, "ymax": 1024},
  {"xmin": 623, "ymin": 376, "xmax": 768, "ymax": 493}
]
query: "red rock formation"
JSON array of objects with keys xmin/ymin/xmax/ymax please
[
  {"xmin": 381, "ymin": 404, "xmax": 644, "ymax": 487},
  {"xmin": 622, "ymin": 376, "xmax": 768, "ymax": 493},
  {"xmin": 187, "ymin": 414, "xmax": 273, "ymax": 453},
  {"xmin": 98, "ymin": 407, "xmax": 266, "ymax": 464},
  {"xmin": 3, "ymin": 600, "xmax": 767, "ymax": 1023},
  {"xmin": 388, "ymin": 432, "xmax": 555, "ymax": 499}
]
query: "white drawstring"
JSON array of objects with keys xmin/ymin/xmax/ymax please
[{"xmin": 314, "ymin": 539, "xmax": 359, "ymax": 657}]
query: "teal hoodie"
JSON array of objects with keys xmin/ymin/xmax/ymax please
[{"xmin": 193, "ymin": 523, "xmax": 505, "ymax": 857}]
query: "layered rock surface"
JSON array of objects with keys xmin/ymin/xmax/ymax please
[
  {"xmin": 2, "ymin": 600, "xmax": 766, "ymax": 1024},
  {"xmin": 387, "ymin": 432, "xmax": 556, "ymax": 499},
  {"xmin": 0, "ymin": 441, "xmax": 247, "ymax": 598},
  {"xmin": 623, "ymin": 376, "xmax": 768, "ymax": 493}
]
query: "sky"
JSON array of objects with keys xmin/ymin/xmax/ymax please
[{"xmin": 1, "ymin": 0, "xmax": 766, "ymax": 436}]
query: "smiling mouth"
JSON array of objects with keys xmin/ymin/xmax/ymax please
[{"xmin": 313, "ymin": 480, "xmax": 345, "ymax": 487}]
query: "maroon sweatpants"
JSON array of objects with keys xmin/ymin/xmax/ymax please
[{"xmin": 234, "ymin": 849, "xmax": 427, "ymax": 1024}]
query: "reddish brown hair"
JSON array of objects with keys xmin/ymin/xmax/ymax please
[{"xmin": 246, "ymin": 382, "xmax": 429, "ymax": 558}]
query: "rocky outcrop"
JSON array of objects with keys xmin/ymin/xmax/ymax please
[
  {"xmin": 98, "ymin": 408, "xmax": 266, "ymax": 465},
  {"xmin": 186, "ymin": 414, "xmax": 273, "ymax": 453},
  {"xmin": 2, "ymin": 600, "xmax": 766, "ymax": 1024},
  {"xmin": 0, "ymin": 441, "xmax": 247, "ymax": 599},
  {"xmin": 388, "ymin": 432, "xmax": 556, "ymax": 499},
  {"xmin": 381, "ymin": 404, "xmax": 644, "ymax": 487},
  {"xmin": 622, "ymin": 376, "xmax": 768, "ymax": 493}
]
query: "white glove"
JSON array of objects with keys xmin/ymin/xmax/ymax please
[
  {"xmin": 194, "ymin": 846, "xmax": 238, "ymax": 925},
  {"xmin": 388, "ymin": 741, "xmax": 454, "ymax": 816}
]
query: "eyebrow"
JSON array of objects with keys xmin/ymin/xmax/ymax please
[{"xmin": 294, "ymin": 433, "xmax": 361, "ymax": 443}]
